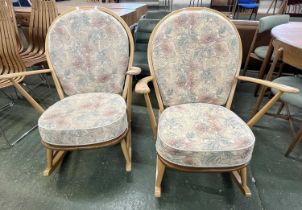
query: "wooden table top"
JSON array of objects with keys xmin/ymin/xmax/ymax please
[
  {"xmin": 271, "ymin": 22, "xmax": 302, "ymax": 49},
  {"xmin": 15, "ymin": 6, "xmax": 135, "ymax": 17},
  {"xmin": 14, "ymin": 2, "xmax": 147, "ymax": 26},
  {"xmin": 14, "ymin": 2, "xmax": 146, "ymax": 13}
]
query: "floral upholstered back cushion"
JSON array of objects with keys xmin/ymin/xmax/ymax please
[
  {"xmin": 47, "ymin": 8, "xmax": 130, "ymax": 95},
  {"xmin": 150, "ymin": 9, "xmax": 242, "ymax": 106}
]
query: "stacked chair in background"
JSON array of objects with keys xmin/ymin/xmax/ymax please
[
  {"xmin": 0, "ymin": 0, "xmax": 38, "ymax": 146},
  {"xmin": 0, "ymin": 0, "xmax": 58, "ymax": 146},
  {"xmin": 20, "ymin": 0, "xmax": 58, "ymax": 68}
]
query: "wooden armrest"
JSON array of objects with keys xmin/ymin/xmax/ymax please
[
  {"xmin": 126, "ymin": 66, "xmax": 141, "ymax": 76},
  {"xmin": 0, "ymin": 69, "xmax": 52, "ymax": 80},
  {"xmin": 237, "ymin": 76, "xmax": 299, "ymax": 93},
  {"xmin": 135, "ymin": 76, "xmax": 154, "ymax": 94}
]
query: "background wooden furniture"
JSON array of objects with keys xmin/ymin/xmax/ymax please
[
  {"xmin": 7, "ymin": 0, "xmax": 24, "ymax": 53},
  {"xmin": 211, "ymin": 0, "xmax": 234, "ymax": 11},
  {"xmin": 0, "ymin": 1, "xmax": 26, "ymax": 96},
  {"xmin": 14, "ymin": 2, "xmax": 148, "ymax": 27},
  {"xmin": 253, "ymin": 22, "xmax": 302, "ymax": 155},
  {"xmin": 135, "ymin": 7, "xmax": 298, "ymax": 198},
  {"xmin": 254, "ymin": 22, "xmax": 302, "ymax": 112},
  {"xmin": 235, "ymin": 0, "xmax": 259, "ymax": 20},
  {"xmin": 19, "ymin": 0, "xmax": 58, "ymax": 68},
  {"xmin": 0, "ymin": 0, "xmax": 41, "ymax": 146},
  {"xmin": 242, "ymin": 14, "xmax": 290, "ymax": 76}
]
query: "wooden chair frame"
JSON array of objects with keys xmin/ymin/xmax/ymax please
[
  {"xmin": 0, "ymin": 1, "xmax": 26, "ymax": 90},
  {"xmin": 0, "ymin": 6, "xmax": 141, "ymax": 176},
  {"xmin": 253, "ymin": 39, "xmax": 302, "ymax": 156},
  {"xmin": 135, "ymin": 7, "xmax": 299, "ymax": 198},
  {"xmin": 6, "ymin": 0, "xmax": 24, "ymax": 52},
  {"xmin": 242, "ymin": 26, "xmax": 284, "ymax": 77},
  {"xmin": 20, "ymin": 0, "xmax": 58, "ymax": 68}
]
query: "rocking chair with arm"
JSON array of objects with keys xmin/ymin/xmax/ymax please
[
  {"xmin": 0, "ymin": 7, "xmax": 141, "ymax": 176},
  {"xmin": 135, "ymin": 7, "xmax": 298, "ymax": 197}
]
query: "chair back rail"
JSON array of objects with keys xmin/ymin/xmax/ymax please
[
  {"xmin": 0, "ymin": 1, "xmax": 25, "ymax": 88},
  {"xmin": 21, "ymin": 0, "xmax": 58, "ymax": 67},
  {"xmin": 5, "ymin": 0, "xmax": 24, "ymax": 52}
]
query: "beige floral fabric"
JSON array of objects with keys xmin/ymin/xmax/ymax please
[
  {"xmin": 150, "ymin": 9, "xmax": 241, "ymax": 106},
  {"xmin": 156, "ymin": 103, "xmax": 255, "ymax": 167},
  {"xmin": 39, "ymin": 93, "xmax": 128, "ymax": 146},
  {"xmin": 47, "ymin": 8, "xmax": 129, "ymax": 96}
]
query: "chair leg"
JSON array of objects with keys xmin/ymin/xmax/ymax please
[
  {"xmin": 43, "ymin": 148, "xmax": 66, "ymax": 176},
  {"xmin": 126, "ymin": 127, "xmax": 132, "ymax": 161},
  {"xmin": 231, "ymin": 166, "xmax": 251, "ymax": 197},
  {"xmin": 252, "ymin": 85, "xmax": 267, "ymax": 117},
  {"xmin": 276, "ymin": 101, "xmax": 285, "ymax": 115},
  {"xmin": 284, "ymin": 103, "xmax": 296, "ymax": 136},
  {"xmin": 155, "ymin": 155, "xmax": 166, "ymax": 197},
  {"xmin": 121, "ymin": 138, "xmax": 131, "ymax": 172},
  {"xmin": 285, "ymin": 127, "xmax": 302, "ymax": 156},
  {"xmin": 242, "ymin": 55, "xmax": 251, "ymax": 76}
]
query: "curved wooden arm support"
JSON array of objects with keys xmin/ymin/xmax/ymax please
[
  {"xmin": 135, "ymin": 76, "xmax": 157, "ymax": 137},
  {"xmin": 237, "ymin": 76, "xmax": 299, "ymax": 128},
  {"xmin": 127, "ymin": 66, "xmax": 141, "ymax": 76},
  {"xmin": 0, "ymin": 69, "xmax": 52, "ymax": 80},
  {"xmin": 237, "ymin": 76, "xmax": 299, "ymax": 93},
  {"xmin": 135, "ymin": 76, "xmax": 154, "ymax": 94},
  {"xmin": 0, "ymin": 69, "xmax": 53, "ymax": 114},
  {"xmin": 122, "ymin": 67, "xmax": 141, "ymax": 100}
]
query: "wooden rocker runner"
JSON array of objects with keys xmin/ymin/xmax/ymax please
[
  {"xmin": 135, "ymin": 7, "xmax": 299, "ymax": 197},
  {"xmin": 0, "ymin": 7, "xmax": 141, "ymax": 176}
]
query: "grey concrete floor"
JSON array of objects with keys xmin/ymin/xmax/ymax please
[{"xmin": 0, "ymin": 72, "xmax": 302, "ymax": 210}]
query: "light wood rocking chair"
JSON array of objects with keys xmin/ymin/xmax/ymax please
[
  {"xmin": 135, "ymin": 8, "xmax": 298, "ymax": 197},
  {"xmin": 0, "ymin": 7, "xmax": 141, "ymax": 175}
]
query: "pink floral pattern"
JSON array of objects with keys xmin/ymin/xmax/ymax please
[
  {"xmin": 156, "ymin": 103, "xmax": 255, "ymax": 167},
  {"xmin": 47, "ymin": 8, "xmax": 129, "ymax": 96},
  {"xmin": 150, "ymin": 9, "xmax": 241, "ymax": 106},
  {"xmin": 39, "ymin": 93, "xmax": 128, "ymax": 146}
]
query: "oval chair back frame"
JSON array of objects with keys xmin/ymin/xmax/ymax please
[
  {"xmin": 41, "ymin": 6, "xmax": 136, "ymax": 176},
  {"xmin": 147, "ymin": 7, "xmax": 243, "ymax": 114},
  {"xmin": 144, "ymin": 7, "xmax": 252, "ymax": 198}
]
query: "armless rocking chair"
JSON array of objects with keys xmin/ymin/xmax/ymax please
[{"xmin": 135, "ymin": 8, "xmax": 298, "ymax": 197}]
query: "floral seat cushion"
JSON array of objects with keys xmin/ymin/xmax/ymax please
[
  {"xmin": 38, "ymin": 93, "xmax": 128, "ymax": 146},
  {"xmin": 156, "ymin": 103, "xmax": 255, "ymax": 168}
]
